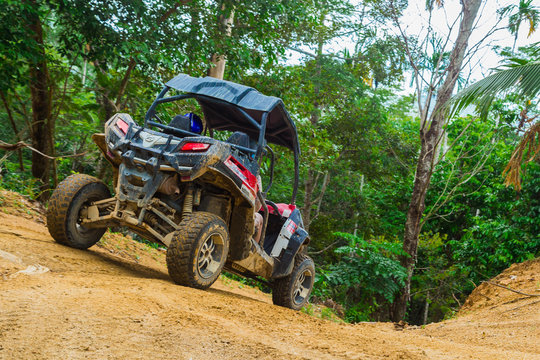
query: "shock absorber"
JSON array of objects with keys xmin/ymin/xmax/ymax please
[{"xmin": 182, "ymin": 184, "xmax": 194, "ymax": 217}]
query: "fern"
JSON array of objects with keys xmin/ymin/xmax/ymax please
[{"xmin": 319, "ymin": 232, "xmax": 407, "ymax": 303}]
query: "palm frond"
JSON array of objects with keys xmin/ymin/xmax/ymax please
[
  {"xmin": 502, "ymin": 121, "xmax": 540, "ymax": 191},
  {"xmin": 450, "ymin": 60, "xmax": 540, "ymax": 119},
  {"xmin": 450, "ymin": 56, "xmax": 540, "ymax": 191}
]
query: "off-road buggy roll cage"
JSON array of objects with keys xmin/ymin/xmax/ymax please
[
  {"xmin": 47, "ymin": 74, "xmax": 315, "ymax": 310},
  {"xmin": 143, "ymin": 73, "xmax": 301, "ymax": 205}
]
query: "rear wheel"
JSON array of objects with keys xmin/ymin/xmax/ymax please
[
  {"xmin": 166, "ymin": 212, "xmax": 229, "ymax": 289},
  {"xmin": 272, "ymin": 254, "xmax": 315, "ymax": 310},
  {"xmin": 47, "ymin": 174, "xmax": 110, "ymax": 249}
]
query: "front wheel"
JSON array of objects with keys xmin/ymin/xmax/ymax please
[
  {"xmin": 47, "ymin": 174, "xmax": 110, "ymax": 249},
  {"xmin": 272, "ymin": 254, "xmax": 315, "ymax": 310},
  {"xmin": 166, "ymin": 212, "xmax": 229, "ymax": 289}
]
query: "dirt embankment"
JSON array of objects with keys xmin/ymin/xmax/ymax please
[{"xmin": 0, "ymin": 190, "xmax": 539, "ymax": 359}]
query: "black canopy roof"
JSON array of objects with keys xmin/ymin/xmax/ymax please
[{"xmin": 164, "ymin": 74, "xmax": 299, "ymax": 153}]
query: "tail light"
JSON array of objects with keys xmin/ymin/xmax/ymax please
[
  {"xmin": 180, "ymin": 142, "xmax": 210, "ymax": 152},
  {"xmin": 104, "ymin": 114, "xmax": 135, "ymax": 152},
  {"xmin": 225, "ymin": 156, "xmax": 258, "ymax": 191},
  {"xmin": 116, "ymin": 118, "xmax": 129, "ymax": 135},
  {"xmin": 105, "ymin": 115, "xmax": 133, "ymax": 138}
]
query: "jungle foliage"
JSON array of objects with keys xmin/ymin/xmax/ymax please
[{"xmin": 0, "ymin": 0, "xmax": 538, "ymax": 324}]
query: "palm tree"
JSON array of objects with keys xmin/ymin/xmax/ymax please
[
  {"xmin": 506, "ymin": 0, "xmax": 539, "ymax": 52},
  {"xmin": 451, "ymin": 48, "xmax": 540, "ymax": 190}
]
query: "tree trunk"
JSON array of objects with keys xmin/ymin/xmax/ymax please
[
  {"xmin": 208, "ymin": 2, "xmax": 234, "ymax": 80},
  {"xmin": 0, "ymin": 91, "xmax": 24, "ymax": 171},
  {"xmin": 82, "ymin": 43, "xmax": 90, "ymax": 86},
  {"xmin": 391, "ymin": 0, "xmax": 482, "ymax": 322},
  {"xmin": 353, "ymin": 175, "xmax": 364, "ymax": 236},
  {"xmin": 301, "ymin": 35, "xmax": 325, "ymax": 231},
  {"xmin": 423, "ymin": 291, "xmax": 430, "ymax": 325},
  {"xmin": 115, "ymin": 57, "xmax": 137, "ymax": 109},
  {"xmin": 27, "ymin": 1, "xmax": 53, "ymax": 199},
  {"xmin": 93, "ymin": 60, "xmax": 118, "ymax": 180},
  {"xmin": 302, "ymin": 170, "xmax": 316, "ymax": 231}
]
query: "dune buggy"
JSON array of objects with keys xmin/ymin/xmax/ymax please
[{"xmin": 47, "ymin": 74, "xmax": 314, "ymax": 310}]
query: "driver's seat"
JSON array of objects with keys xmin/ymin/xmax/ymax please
[
  {"xmin": 226, "ymin": 131, "xmax": 257, "ymax": 150},
  {"xmin": 167, "ymin": 115, "xmax": 191, "ymax": 133}
]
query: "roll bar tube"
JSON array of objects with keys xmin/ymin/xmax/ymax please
[
  {"xmin": 145, "ymin": 86, "xmax": 170, "ymax": 125},
  {"xmin": 144, "ymin": 85, "xmax": 300, "ymax": 205},
  {"xmin": 263, "ymin": 145, "xmax": 275, "ymax": 196},
  {"xmin": 292, "ymin": 150, "xmax": 299, "ymax": 204},
  {"xmin": 255, "ymin": 112, "xmax": 267, "ymax": 161}
]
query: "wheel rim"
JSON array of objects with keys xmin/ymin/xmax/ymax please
[
  {"xmin": 196, "ymin": 233, "xmax": 225, "ymax": 279},
  {"xmin": 292, "ymin": 269, "xmax": 313, "ymax": 305},
  {"xmin": 76, "ymin": 202, "xmax": 93, "ymax": 234},
  {"xmin": 75, "ymin": 193, "xmax": 104, "ymax": 235}
]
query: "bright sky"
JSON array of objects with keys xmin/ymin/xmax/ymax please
[
  {"xmin": 286, "ymin": 0, "xmax": 538, "ymax": 87},
  {"xmin": 400, "ymin": 0, "xmax": 538, "ymax": 81}
]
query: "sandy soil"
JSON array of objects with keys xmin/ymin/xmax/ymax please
[{"xmin": 0, "ymin": 190, "xmax": 539, "ymax": 359}]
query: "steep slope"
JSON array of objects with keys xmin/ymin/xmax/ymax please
[{"xmin": 0, "ymin": 190, "xmax": 538, "ymax": 359}]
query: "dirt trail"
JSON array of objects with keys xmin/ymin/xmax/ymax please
[{"xmin": 0, "ymin": 191, "xmax": 539, "ymax": 359}]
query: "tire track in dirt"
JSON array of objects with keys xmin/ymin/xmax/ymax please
[{"xmin": 1, "ymin": 210, "xmax": 539, "ymax": 359}]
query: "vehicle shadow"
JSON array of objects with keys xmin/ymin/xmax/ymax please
[
  {"xmin": 85, "ymin": 247, "xmax": 171, "ymax": 281},
  {"xmin": 207, "ymin": 287, "xmax": 270, "ymax": 305},
  {"xmin": 85, "ymin": 248, "xmax": 270, "ymax": 305},
  {"xmin": 3, "ymin": 230, "xmax": 270, "ymax": 306},
  {"xmin": 94, "ymin": 250, "xmax": 275, "ymax": 304}
]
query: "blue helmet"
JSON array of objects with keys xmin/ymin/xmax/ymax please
[{"xmin": 185, "ymin": 112, "xmax": 203, "ymax": 134}]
